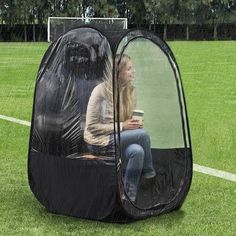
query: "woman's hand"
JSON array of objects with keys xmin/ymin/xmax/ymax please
[{"xmin": 122, "ymin": 119, "xmax": 143, "ymax": 130}]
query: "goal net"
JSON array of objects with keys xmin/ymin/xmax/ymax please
[{"xmin": 48, "ymin": 17, "xmax": 128, "ymax": 42}]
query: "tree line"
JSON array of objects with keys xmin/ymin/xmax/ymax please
[{"xmin": 1, "ymin": 0, "xmax": 236, "ymax": 41}]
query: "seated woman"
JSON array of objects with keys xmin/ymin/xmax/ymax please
[{"xmin": 84, "ymin": 54, "xmax": 156, "ymax": 202}]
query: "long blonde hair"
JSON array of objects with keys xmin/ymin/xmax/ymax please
[
  {"xmin": 103, "ymin": 54, "xmax": 136, "ymax": 122},
  {"xmin": 115, "ymin": 54, "xmax": 136, "ymax": 121}
]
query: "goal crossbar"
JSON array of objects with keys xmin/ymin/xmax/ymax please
[{"xmin": 48, "ymin": 17, "xmax": 128, "ymax": 42}]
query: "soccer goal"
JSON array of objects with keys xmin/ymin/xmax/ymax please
[{"xmin": 48, "ymin": 17, "xmax": 128, "ymax": 42}]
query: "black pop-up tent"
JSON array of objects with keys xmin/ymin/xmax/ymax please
[{"xmin": 28, "ymin": 26, "xmax": 192, "ymax": 221}]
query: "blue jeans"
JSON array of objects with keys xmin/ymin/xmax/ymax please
[
  {"xmin": 120, "ymin": 129, "xmax": 155, "ymax": 200},
  {"xmin": 87, "ymin": 129, "xmax": 155, "ymax": 200}
]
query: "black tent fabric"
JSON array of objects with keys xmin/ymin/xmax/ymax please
[{"xmin": 28, "ymin": 26, "xmax": 193, "ymax": 222}]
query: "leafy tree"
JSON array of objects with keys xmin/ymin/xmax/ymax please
[
  {"xmin": 209, "ymin": 0, "xmax": 235, "ymax": 39},
  {"xmin": 116, "ymin": 0, "xmax": 146, "ymax": 26},
  {"xmin": 174, "ymin": 0, "xmax": 195, "ymax": 40},
  {"xmin": 92, "ymin": 0, "xmax": 119, "ymax": 17},
  {"xmin": 144, "ymin": 0, "xmax": 158, "ymax": 31},
  {"xmin": 0, "ymin": 0, "xmax": 17, "ymax": 26},
  {"xmin": 126, "ymin": 0, "xmax": 146, "ymax": 26},
  {"xmin": 116, "ymin": 0, "xmax": 126, "ymax": 17},
  {"xmin": 156, "ymin": 0, "xmax": 176, "ymax": 40},
  {"xmin": 192, "ymin": 0, "xmax": 211, "ymax": 25},
  {"xmin": 15, "ymin": 0, "xmax": 31, "ymax": 41},
  {"xmin": 0, "ymin": 0, "xmax": 6, "ymax": 24},
  {"xmin": 66, "ymin": 0, "xmax": 83, "ymax": 17},
  {"xmin": 31, "ymin": 0, "xmax": 49, "ymax": 40},
  {"xmin": 230, "ymin": 0, "xmax": 236, "ymax": 22},
  {"xmin": 72, "ymin": 0, "xmax": 117, "ymax": 18}
]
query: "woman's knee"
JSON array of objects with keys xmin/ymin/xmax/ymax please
[
  {"xmin": 137, "ymin": 129, "xmax": 150, "ymax": 142},
  {"xmin": 125, "ymin": 144, "xmax": 144, "ymax": 161}
]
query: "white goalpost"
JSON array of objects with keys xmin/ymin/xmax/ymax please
[{"xmin": 47, "ymin": 17, "xmax": 128, "ymax": 42}]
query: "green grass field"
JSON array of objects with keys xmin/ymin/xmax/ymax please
[{"xmin": 0, "ymin": 41, "xmax": 236, "ymax": 235}]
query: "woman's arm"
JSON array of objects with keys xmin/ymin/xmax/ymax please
[{"xmin": 85, "ymin": 84, "xmax": 114, "ymax": 136}]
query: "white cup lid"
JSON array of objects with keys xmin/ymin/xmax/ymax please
[{"xmin": 133, "ymin": 109, "xmax": 144, "ymax": 114}]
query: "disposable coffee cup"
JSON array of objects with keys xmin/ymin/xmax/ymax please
[{"xmin": 132, "ymin": 109, "xmax": 144, "ymax": 126}]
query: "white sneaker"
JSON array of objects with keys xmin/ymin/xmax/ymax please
[{"xmin": 143, "ymin": 169, "xmax": 156, "ymax": 179}]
